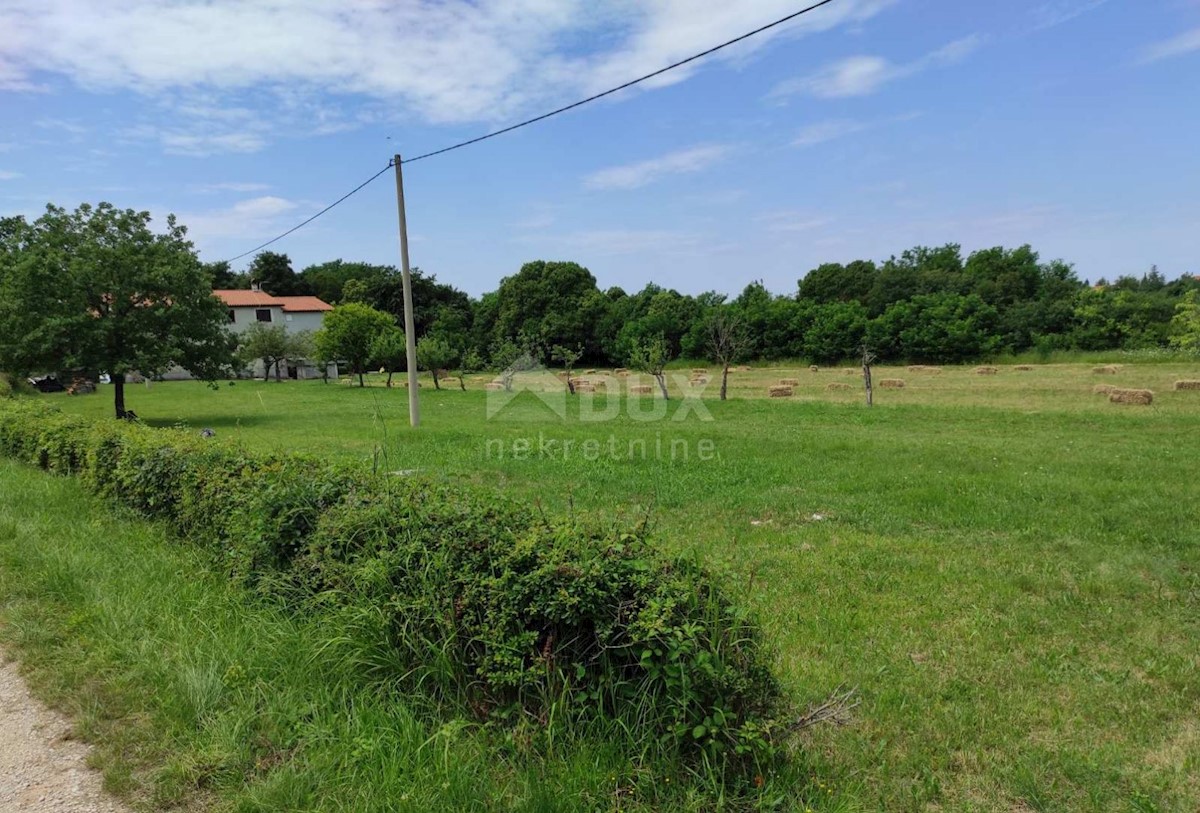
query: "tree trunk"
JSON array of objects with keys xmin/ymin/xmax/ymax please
[
  {"xmin": 275, "ymin": 359, "xmax": 282, "ymax": 381},
  {"xmin": 720, "ymin": 363, "xmax": 729, "ymax": 400},
  {"xmin": 655, "ymin": 372, "xmax": 669, "ymax": 400},
  {"xmin": 458, "ymin": 375, "xmax": 466, "ymax": 391},
  {"xmin": 113, "ymin": 373, "xmax": 126, "ymax": 419},
  {"xmin": 432, "ymin": 371, "xmax": 441, "ymax": 390},
  {"xmin": 386, "ymin": 371, "xmax": 393, "ymax": 388},
  {"xmin": 358, "ymin": 371, "xmax": 365, "ymax": 387}
]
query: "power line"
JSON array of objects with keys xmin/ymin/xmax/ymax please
[
  {"xmin": 399, "ymin": 0, "xmax": 838, "ymax": 165},
  {"xmin": 221, "ymin": 0, "xmax": 840, "ymax": 264},
  {"xmin": 223, "ymin": 160, "xmax": 394, "ymax": 263}
]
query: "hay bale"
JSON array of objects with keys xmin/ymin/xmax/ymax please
[
  {"xmin": 629, "ymin": 384, "xmax": 653, "ymax": 395},
  {"xmin": 779, "ymin": 378, "xmax": 800, "ymax": 386},
  {"xmin": 1093, "ymin": 365, "xmax": 1120, "ymax": 375},
  {"xmin": 735, "ymin": 365, "xmax": 752, "ymax": 372},
  {"xmin": 809, "ymin": 365, "xmax": 819, "ymax": 373},
  {"xmin": 1173, "ymin": 380, "xmax": 1200, "ymax": 391},
  {"xmin": 843, "ymin": 368, "xmax": 858, "ymax": 376},
  {"xmin": 689, "ymin": 376, "xmax": 709, "ymax": 385},
  {"xmin": 484, "ymin": 382, "xmax": 504, "ymax": 391},
  {"xmin": 616, "ymin": 370, "xmax": 630, "ymax": 377},
  {"xmin": 826, "ymin": 382, "xmax": 852, "ymax": 391},
  {"xmin": 613, "ymin": 367, "xmax": 628, "ymax": 374},
  {"xmin": 907, "ymin": 365, "xmax": 942, "ymax": 374},
  {"xmin": 1109, "ymin": 388, "xmax": 1153, "ymax": 406},
  {"xmin": 878, "ymin": 379, "xmax": 905, "ymax": 389},
  {"xmin": 1014, "ymin": 365, "xmax": 1034, "ymax": 371},
  {"xmin": 1093, "ymin": 384, "xmax": 1116, "ymax": 395},
  {"xmin": 974, "ymin": 366, "xmax": 998, "ymax": 375},
  {"xmin": 575, "ymin": 383, "xmax": 596, "ymax": 393},
  {"xmin": 768, "ymin": 386, "xmax": 793, "ymax": 398},
  {"xmin": 691, "ymin": 368, "xmax": 708, "ymax": 374}
]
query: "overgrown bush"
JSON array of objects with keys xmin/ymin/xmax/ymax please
[{"xmin": 0, "ymin": 401, "xmax": 785, "ymax": 772}]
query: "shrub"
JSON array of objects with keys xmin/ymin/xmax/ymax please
[{"xmin": 0, "ymin": 401, "xmax": 784, "ymax": 769}]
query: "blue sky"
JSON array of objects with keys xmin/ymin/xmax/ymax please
[{"xmin": 1, "ymin": 0, "xmax": 1198, "ymax": 297}]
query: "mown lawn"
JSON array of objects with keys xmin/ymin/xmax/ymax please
[{"xmin": 30, "ymin": 362, "xmax": 1200, "ymax": 811}]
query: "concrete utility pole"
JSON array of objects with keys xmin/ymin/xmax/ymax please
[{"xmin": 393, "ymin": 154, "xmax": 420, "ymax": 427}]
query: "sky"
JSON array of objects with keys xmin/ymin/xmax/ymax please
[{"xmin": 1, "ymin": 0, "xmax": 1198, "ymax": 297}]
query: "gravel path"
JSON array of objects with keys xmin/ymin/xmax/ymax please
[{"xmin": 0, "ymin": 653, "xmax": 130, "ymax": 812}]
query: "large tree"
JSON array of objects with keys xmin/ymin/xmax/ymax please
[
  {"xmin": 0, "ymin": 203, "xmax": 236, "ymax": 418},
  {"xmin": 248, "ymin": 251, "xmax": 310, "ymax": 296},
  {"xmin": 314, "ymin": 302, "xmax": 394, "ymax": 387}
]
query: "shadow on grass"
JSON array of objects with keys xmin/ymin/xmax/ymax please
[{"xmin": 142, "ymin": 414, "xmax": 275, "ymax": 430}]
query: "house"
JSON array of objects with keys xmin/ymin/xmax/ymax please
[
  {"xmin": 158, "ymin": 286, "xmax": 337, "ymax": 381},
  {"xmin": 215, "ymin": 287, "xmax": 335, "ymax": 380}
]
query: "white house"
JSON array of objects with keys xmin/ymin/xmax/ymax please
[{"xmin": 215, "ymin": 288, "xmax": 335, "ymax": 379}]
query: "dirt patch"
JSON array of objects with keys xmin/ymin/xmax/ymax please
[{"xmin": 0, "ymin": 652, "xmax": 130, "ymax": 812}]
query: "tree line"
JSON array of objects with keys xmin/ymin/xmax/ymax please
[{"xmin": 217, "ymin": 243, "xmax": 1200, "ymax": 373}]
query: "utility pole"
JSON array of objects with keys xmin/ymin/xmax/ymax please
[{"xmin": 393, "ymin": 154, "xmax": 420, "ymax": 427}]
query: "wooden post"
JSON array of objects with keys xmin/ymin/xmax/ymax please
[{"xmin": 393, "ymin": 154, "xmax": 420, "ymax": 427}]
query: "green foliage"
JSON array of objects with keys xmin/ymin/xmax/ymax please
[
  {"xmin": 0, "ymin": 202, "xmax": 236, "ymax": 418},
  {"xmin": 369, "ymin": 326, "xmax": 407, "ymax": 387},
  {"xmin": 0, "ymin": 400, "xmax": 785, "ymax": 775},
  {"xmin": 237, "ymin": 323, "xmax": 312, "ymax": 380},
  {"xmin": 628, "ymin": 335, "xmax": 673, "ymax": 400},
  {"xmin": 314, "ymin": 302, "xmax": 395, "ymax": 386},
  {"xmin": 415, "ymin": 335, "xmax": 457, "ymax": 390},
  {"xmin": 869, "ymin": 293, "xmax": 1001, "ymax": 363},
  {"xmin": 248, "ymin": 251, "xmax": 309, "ymax": 296},
  {"xmin": 1168, "ymin": 290, "xmax": 1200, "ymax": 354}
]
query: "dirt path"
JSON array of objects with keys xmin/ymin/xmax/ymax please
[{"xmin": 0, "ymin": 653, "xmax": 130, "ymax": 813}]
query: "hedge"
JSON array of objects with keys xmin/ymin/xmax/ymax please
[{"xmin": 0, "ymin": 401, "xmax": 784, "ymax": 766}]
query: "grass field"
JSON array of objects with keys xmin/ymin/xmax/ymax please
[{"xmin": 15, "ymin": 360, "xmax": 1200, "ymax": 811}]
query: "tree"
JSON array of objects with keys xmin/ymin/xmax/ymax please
[
  {"xmin": 314, "ymin": 302, "xmax": 394, "ymax": 387},
  {"xmin": 628, "ymin": 335, "xmax": 673, "ymax": 400},
  {"xmin": 706, "ymin": 310, "xmax": 750, "ymax": 400},
  {"xmin": 370, "ymin": 326, "xmax": 407, "ymax": 388},
  {"xmin": 238, "ymin": 323, "xmax": 290, "ymax": 380},
  {"xmin": 868, "ymin": 293, "xmax": 1000, "ymax": 363},
  {"xmin": 0, "ymin": 203, "xmax": 236, "ymax": 418},
  {"xmin": 298, "ymin": 260, "xmax": 389, "ymax": 304},
  {"xmin": 455, "ymin": 349, "xmax": 484, "ymax": 391},
  {"xmin": 204, "ymin": 260, "xmax": 248, "ymax": 289},
  {"xmin": 551, "ymin": 344, "xmax": 583, "ymax": 394},
  {"xmin": 248, "ymin": 251, "xmax": 309, "ymax": 296},
  {"xmin": 798, "ymin": 260, "xmax": 878, "ymax": 304},
  {"xmin": 416, "ymin": 335, "xmax": 457, "ymax": 390},
  {"xmin": 1169, "ymin": 290, "xmax": 1200, "ymax": 354}
]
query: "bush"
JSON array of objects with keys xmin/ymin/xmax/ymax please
[{"xmin": 0, "ymin": 401, "xmax": 784, "ymax": 770}]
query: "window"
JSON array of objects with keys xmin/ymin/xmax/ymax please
[
  {"xmin": 227, "ymin": 309, "xmax": 236, "ymax": 324},
  {"xmin": 255, "ymin": 309, "xmax": 272, "ymax": 323}
]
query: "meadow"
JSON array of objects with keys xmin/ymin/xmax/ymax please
[{"xmin": 9, "ymin": 360, "xmax": 1200, "ymax": 811}]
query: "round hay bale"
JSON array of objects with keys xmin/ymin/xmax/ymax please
[
  {"xmin": 974, "ymin": 366, "xmax": 999, "ymax": 375},
  {"xmin": 1173, "ymin": 380, "xmax": 1200, "ymax": 391},
  {"xmin": 1109, "ymin": 388, "xmax": 1153, "ymax": 406},
  {"xmin": 768, "ymin": 385, "xmax": 793, "ymax": 398},
  {"xmin": 878, "ymin": 378, "xmax": 905, "ymax": 389},
  {"xmin": 809, "ymin": 365, "xmax": 819, "ymax": 373},
  {"xmin": 629, "ymin": 384, "xmax": 653, "ymax": 395},
  {"xmin": 779, "ymin": 378, "xmax": 800, "ymax": 386},
  {"xmin": 1093, "ymin": 384, "xmax": 1116, "ymax": 395},
  {"xmin": 1093, "ymin": 365, "xmax": 1120, "ymax": 375},
  {"xmin": 825, "ymin": 382, "xmax": 852, "ymax": 391},
  {"xmin": 1014, "ymin": 365, "xmax": 1034, "ymax": 371}
]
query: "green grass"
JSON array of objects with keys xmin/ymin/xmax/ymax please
[{"xmin": 11, "ymin": 360, "xmax": 1200, "ymax": 811}]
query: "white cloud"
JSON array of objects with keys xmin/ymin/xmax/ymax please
[
  {"xmin": 757, "ymin": 211, "xmax": 833, "ymax": 233},
  {"xmin": 792, "ymin": 112, "xmax": 920, "ymax": 148},
  {"xmin": 770, "ymin": 34, "xmax": 983, "ymax": 99},
  {"xmin": 1139, "ymin": 26, "xmax": 1200, "ymax": 64},
  {"xmin": 584, "ymin": 144, "xmax": 730, "ymax": 190},
  {"xmin": 0, "ymin": 170, "xmax": 22, "ymax": 180},
  {"xmin": 1029, "ymin": 0, "xmax": 1109, "ymax": 32},
  {"xmin": 177, "ymin": 196, "xmax": 298, "ymax": 239},
  {"xmin": 0, "ymin": 0, "xmax": 895, "ymax": 130}
]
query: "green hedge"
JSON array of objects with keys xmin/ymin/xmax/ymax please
[{"xmin": 0, "ymin": 401, "xmax": 784, "ymax": 767}]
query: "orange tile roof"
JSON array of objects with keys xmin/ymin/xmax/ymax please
[
  {"xmin": 214, "ymin": 289, "xmax": 282, "ymax": 307},
  {"xmin": 213, "ymin": 290, "xmax": 333, "ymax": 312},
  {"xmin": 279, "ymin": 296, "xmax": 333, "ymax": 312}
]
